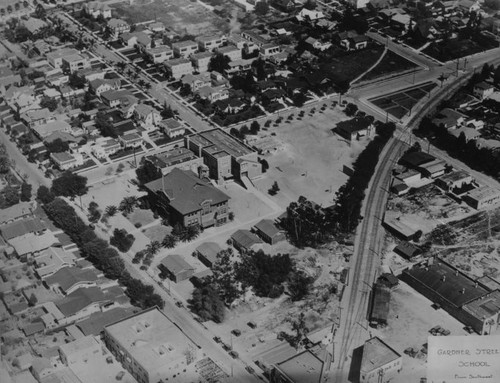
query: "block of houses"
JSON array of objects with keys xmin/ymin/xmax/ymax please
[
  {"xmin": 195, "ymin": 242, "xmax": 222, "ymax": 268},
  {"xmin": 144, "ymin": 168, "xmax": 230, "ymax": 228},
  {"xmin": 360, "ymin": 337, "xmax": 402, "ymax": 383},
  {"xmin": 134, "ymin": 104, "xmax": 161, "ymax": 129},
  {"xmin": 84, "ymin": 1, "xmax": 112, "ymax": 18},
  {"xmin": 118, "ymin": 132, "xmax": 143, "ymax": 148},
  {"xmin": 89, "ymin": 78, "xmax": 121, "ymax": 97},
  {"xmin": 50, "ymin": 151, "xmax": 85, "ymax": 170},
  {"xmin": 91, "ymin": 137, "xmax": 121, "ymax": 159},
  {"xmin": 431, "ymin": 108, "xmax": 467, "ymax": 129},
  {"xmin": 164, "ymin": 58, "xmax": 193, "ymax": 80},
  {"xmin": 145, "ymin": 46, "xmax": 174, "ymax": 64},
  {"xmin": 157, "ymin": 118, "xmax": 186, "ymax": 139},
  {"xmin": 463, "ymin": 186, "xmax": 500, "ymax": 209},
  {"xmin": 231, "ymin": 229, "xmax": 263, "ymax": 253},
  {"xmin": 435, "ymin": 170, "xmax": 473, "ymax": 192},
  {"xmin": 473, "ymin": 82, "xmax": 495, "ymax": 100},
  {"xmin": 253, "ymin": 219, "xmax": 286, "ymax": 245},
  {"xmin": 44, "ymin": 266, "xmax": 101, "ymax": 295},
  {"xmin": 143, "ymin": 147, "xmax": 203, "ymax": 176},
  {"xmin": 181, "ymin": 73, "xmax": 211, "ymax": 92},
  {"xmin": 185, "ymin": 128, "xmax": 261, "ymax": 181},
  {"xmin": 104, "ymin": 307, "xmax": 201, "ymax": 383},
  {"xmin": 159, "ymin": 254, "xmax": 195, "ymax": 283},
  {"xmin": 190, "ymin": 51, "xmax": 213, "ymax": 73},
  {"xmin": 196, "ymin": 34, "xmax": 227, "ymax": 52},
  {"xmin": 171, "ymin": 40, "xmax": 198, "ymax": 58},
  {"xmin": 335, "ymin": 117, "xmax": 374, "ymax": 142},
  {"xmin": 108, "ymin": 18, "xmax": 130, "ymax": 36}
]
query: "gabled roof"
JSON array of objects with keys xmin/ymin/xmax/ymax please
[
  {"xmin": 45, "ymin": 266, "xmax": 99, "ymax": 292},
  {"xmin": 144, "ymin": 168, "xmax": 230, "ymax": 215},
  {"xmin": 195, "ymin": 242, "xmax": 222, "ymax": 265},
  {"xmin": 231, "ymin": 229, "xmax": 263, "ymax": 250},
  {"xmin": 1, "ymin": 217, "xmax": 46, "ymax": 240},
  {"xmin": 76, "ymin": 307, "xmax": 136, "ymax": 336},
  {"xmin": 254, "ymin": 219, "xmax": 281, "ymax": 238},
  {"xmin": 160, "ymin": 254, "xmax": 195, "ymax": 275},
  {"xmin": 55, "ymin": 286, "xmax": 118, "ymax": 317}
]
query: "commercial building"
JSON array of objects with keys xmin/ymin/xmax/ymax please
[
  {"xmin": 185, "ymin": 128, "xmax": 261, "ymax": 182},
  {"xmin": 463, "ymin": 186, "xmax": 500, "ymax": 209},
  {"xmin": 104, "ymin": 307, "xmax": 200, "ymax": 383},
  {"xmin": 144, "ymin": 147, "xmax": 203, "ymax": 176},
  {"xmin": 435, "ymin": 170, "xmax": 473, "ymax": 192},
  {"xmin": 382, "ymin": 214, "xmax": 421, "ymax": 241},
  {"xmin": 158, "ymin": 254, "xmax": 195, "ymax": 283},
  {"xmin": 335, "ymin": 117, "xmax": 374, "ymax": 142},
  {"xmin": 144, "ymin": 168, "xmax": 230, "ymax": 228},
  {"xmin": 360, "ymin": 337, "xmax": 402, "ymax": 383},
  {"xmin": 417, "ymin": 158, "xmax": 447, "ymax": 178}
]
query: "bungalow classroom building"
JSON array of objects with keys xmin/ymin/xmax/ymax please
[{"xmin": 400, "ymin": 257, "xmax": 500, "ymax": 335}]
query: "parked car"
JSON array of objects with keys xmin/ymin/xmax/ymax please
[
  {"xmin": 245, "ymin": 366, "xmax": 255, "ymax": 374},
  {"xmin": 231, "ymin": 329, "xmax": 242, "ymax": 337},
  {"xmin": 247, "ymin": 321, "xmax": 257, "ymax": 329},
  {"xmin": 429, "ymin": 325, "xmax": 442, "ymax": 335},
  {"xmin": 116, "ymin": 371, "xmax": 125, "ymax": 381},
  {"xmin": 229, "ymin": 350, "xmax": 239, "ymax": 359},
  {"xmin": 213, "ymin": 336, "xmax": 221, "ymax": 343},
  {"xmin": 175, "ymin": 301, "xmax": 183, "ymax": 307}
]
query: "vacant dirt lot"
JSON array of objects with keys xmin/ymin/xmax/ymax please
[{"xmin": 254, "ymin": 107, "xmax": 368, "ymax": 209}]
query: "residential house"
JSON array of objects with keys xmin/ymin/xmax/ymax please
[
  {"xmin": 84, "ymin": 1, "xmax": 112, "ymax": 18},
  {"xmin": 8, "ymin": 231, "xmax": 59, "ymax": 258},
  {"xmin": 50, "ymin": 151, "xmax": 85, "ymax": 170},
  {"xmin": 157, "ymin": 118, "xmax": 186, "ymax": 139},
  {"xmin": 46, "ymin": 48, "xmax": 80, "ymax": 69},
  {"xmin": 158, "ymin": 254, "xmax": 195, "ymax": 283},
  {"xmin": 20, "ymin": 108, "xmax": 54, "ymax": 128},
  {"xmin": 240, "ymin": 30, "xmax": 268, "ymax": 48},
  {"xmin": 118, "ymin": 132, "xmax": 143, "ymax": 149},
  {"xmin": 360, "ymin": 337, "xmax": 402, "ymax": 383},
  {"xmin": 216, "ymin": 45, "xmax": 242, "ymax": 61},
  {"xmin": 89, "ymin": 78, "xmax": 121, "ymax": 97},
  {"xmin": 190, "ymin": 51, "xmax": 213, "ymax": 73},
  {"xmin": 196, "ymin": 85, "xmax": 229, "ymax": 102},
  {"xmin": 260, "ymin": 43, "xmax": 281, "ymax": 57},
  {"xmin": 148, "ymin": 21, "xmax": 165, "ymax": 33},
  {"xmin": 164, "ymin": 58, "xmax": 193, "ymax": 80},
  {"xmin": 107, "ymin": 18, "xmax": 130, "ymax": 37},
  {"xmin": 30, "ymin": 358, "xmax": 54, "ymax": 382},
  {"xmin": 134, "ymin": 104, "xmax": 161, "ymax": 129},
  {"xmin": 5, "ymin": 85, "xmax": 38, "ymax": 113},
  {"xmin": 431, "ymin": 108, "xmax": 467, "ymax": 129},
  {"xmin": 335, "ymin": 117, "xmax": 374, "ymax": 141},
  {"xmin": 101, "ymin": 89, "xmax": 136, "ymax": 108},
  {"xmin": 34, "ymin": 247, "xmax": 77, "ymax": 279},
  {"xmin": 296, "ymin": 8, "xmax": 325, "ymax": 23},
  {"xmin": 185, "ymin": 128, "xmax": 261, "ymax": 181},
  {"xmin": 195, "ymin": 242, "xmax": 222, "ymax": 268},
  {"xmin": 224, "ymin": 58, "xmax": 254, "ymax": 77},
  {"xmin": 196, "ymin": 35, "xmax": 227, "ymax": 52},
  {"xmin": 0, "ymin": 217, "xmax": 46, "ymax": 240},
  {"xmin": 91, "ymin": 137, "xmax": 121, "ymax": 159},
  {"xmin": 181, "ymin": 73, "xmax": 211, "ymax": 92},
  {"xmin": 231, "ymin": 229, "xmax": 263, "ymax": 252},
  {"xmin": 171, "ymin": 40, "xmax": 198, "ymax": 58},
  {"xmin": 44, "ymin": 266, "xmax": 100, "ymax": 295},
  {"xmin": 228, "ymin": 33, "xmax": 258, "ymax": 53},
  {"xmin": 253, "ymin": 219, "xmax": 286, "ymax": 245},
  {"xmin": 120, "ymin": 32, "xmax": 151, "ymax": 49},
  {"xmin": 0, "ymin": 201, "xmax": 34, "ymax": 225},
  {"xmin": 145, "ymin": 168, "xmax": 230, "ymax": 227},
  {"xmin": 145, "ymin": 46, "xmax": 173, "ymax": 64},
  {"xmin": 33, "ymin": 120, "xmax": 72, "ymax": 140},
  {"xmin": 61, "ymin": 54, "xmax": 91, "ymax": 74},
  {"xmin": 305, "ymin": 37, "xmax": 332, "ymax": 51},
  {"xmin": 473, "ymin": 82, "xmax": 495, "ymax": 100},
  {"xmin": 338, "ymin": 30, "xmax": 369, "ymax": 50},
  {"xmin": 22, "ymin": 17, "xmax": 48, "ymax": 35}
]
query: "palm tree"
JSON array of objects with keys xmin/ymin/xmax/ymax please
[
  {"xmin": 161, "ymin": 234, "xmax": 177, "ymax": 248},
  {"xmin": 146, "ymin": 241, "xmax": 161, "ymax": 256},
  {"xmin": 116, "ymin": 62, "xmax": 126, "ymax": 72},
  {"xmin": 105, "ymin": 205, "xmax": 118, "ymax": 216},
  {"xmin": 137, "ymin": 79, "xmax": 146, "ymax": 88},
  {"xmin": 119, "ymin": 196, "xmax": 138, "ymax": 214}
]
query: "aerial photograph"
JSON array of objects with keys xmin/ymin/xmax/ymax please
[{"xmin": 0, "ymin": 0, "xmax": 499, "ymax": 382}]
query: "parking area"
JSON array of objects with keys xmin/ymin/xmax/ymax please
[{"xmin": 368, "ymin": 81, "xmax": 437, "ymax": 119}]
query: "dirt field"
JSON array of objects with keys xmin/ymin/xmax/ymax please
[
  {"xmin": 254, "ymin": 107, "xmax": 367, "ymax": 209},
  {"xmin": 112, "ymin": 0, "xmax": 228, "ymax": 35}
]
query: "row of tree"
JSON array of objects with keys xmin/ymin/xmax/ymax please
[{"xmin": 42, "ymin": 197, "xmax": 164, "ymax": 309}]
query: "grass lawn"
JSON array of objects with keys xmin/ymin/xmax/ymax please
[
  {"xmin": 127, "ymin": 208, "xmax": 156, "ymax": 227},
  {"xmin": 359, "ymin": 50, "xmax": 419, "ymax": 82},
  {"xmin": 422, "ymin": 36, "xmax": 499, "ymax": 62},
  {"xmin": 142, "ymin": 224, "xmax": 170, "ymax": 242},
  {"xmin": 319, "ymin": 44, "xmax": 385, "ymax": 87}
]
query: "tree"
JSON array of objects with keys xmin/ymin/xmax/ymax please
[
  {"xmin": 28, "ymin": 293, "xmax": 38, "ymax": 306},
  {"xmin": 189, "ymin": 285, "xmax": 225, "ymax": 323},
  {"xmin": 20, "ymin": 182, "xmax": 32, "ymax": 202},
  {"xmin": 344, "ymin": 103, "xmax": 358, "ymax": 117},
  {"xmin": 45, "ymin": 138, "xmax": 69, "ymax": 153},
  {"xmin": 208, "ymin": 52, "xmax": 231, "ymax": 73},
  {"xmin": 37, "ymin": 185, "xmax": 55, "ymax": 204},
  {"xmin": 0, "ymin": 156, "xmax": 11, "ymax": 173},
  {"xmin": 68, "ymin": 72, "xmax": 86, "ymax": 89},
  {"xmin": 250, "ymin": 121, "xmax": 260, "ymax": 135},
  {"xmin": 179, "ymin": 83, "xmax": 191, "ymax": 97},
  {"xmin": 119, "ymin": 196, "xmax": 138, "ymax": 215},
  {"xmin": 254, "ymin": 1, "xmax": 269, "ymax": 15},
  {"xmin": 494, "ymin": 65, "xmax": 500, "ymax": 86},
  {"xmin": 105, "ymin": 205, "xmax": 118, "ymax": 216},
  {"xmin": 288, "ymin": 271, "xmax": 314, "ymax": 301},
  {"xmin": 87, "ymin": 201, "xmax": 101, "ymax": 223},
  {"xmin": 51, "ymin": 171, "xmax": 88, "ymax": 198},
  {"xmin": 39, "ymin": 96, "xmax": 58, "ymax": 112},
  {"xmin": 485, "ymin": 0, "xmax": 500, "ymax": 9},
  {"xmin": 304, "ymin": 0, "xmax": 317, "ymax": 10},
  {"xmin": 207, "ymin": 249, "xmax": 241, "ymax": 304},
  {"xmin": 145, "ymin": 241, "xmax": 161, "ymax": 257},
  {"xmin": 289, "ymin": 312, "xmax": 308, "ymax": 349},
  {"xmin": 95, "ymin": 111, "xmax": 117, "ymax": 137},
  {"xmin": 110, "ymin": 228, "xmax": 135, "ymax": 252},
  {"xmin": 162, "ymin": 234, "xmax": 177, "ymax": 248},
  {"xmin": 260, "ymin": 158, "xmax": 269, "ymax": 173},
  {"xmin": 0, "ymin": 185, "xmax": 20, "ymax": 208},
  {"xmin": 161, "ymin": 102, "xmax": 176, "ymax": 119}
]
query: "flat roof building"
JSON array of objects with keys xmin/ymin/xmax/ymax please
[
  {"xmin": 463, "ymin": 186, "xmax": 500, "ymax": 209},
  {"xmin": 144, "ymin": 147, "xmax": 203, "ymax": 176},
  {"xmin": 104, "ymin": 307, "xmax": 200, "ymax": 383},
  {"xmin": 360, "ymin": 337, "xmax": 402, "ymax": 383}
]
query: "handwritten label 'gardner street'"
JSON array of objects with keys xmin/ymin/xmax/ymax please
[{"xmin": 428, "ymin": 336, "xmax": 500, "ymax": 382}]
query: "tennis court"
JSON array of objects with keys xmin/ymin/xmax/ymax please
[{"xmin": 369, "ymin": 82, "xmax": 437, "ymax": 119}]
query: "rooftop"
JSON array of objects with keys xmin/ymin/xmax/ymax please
[
  {"xmin": 275, "ymin": 349, "xmax": 324, "ymax": 383},
  {"xmin": 189, "ymin": 128, "xmax": 252, "ymax": 158},
  {"xmin": 104, "ymin": 307, "xmax": 199, "ymax": 380},
  {"xmin": 146, "ymin": 147, "xmax": 197, "ymax": 169},
  {"xmin": 171, "ymin": 40, "xmax": 197, "ymax": 48},
  {"xmin": 55, "ymin": 286, "xmax": 125, "ymax": 317},
  {"xmin": 336, "ymin": 117, "xmax": 372, "ymax": 134},
  {"xmin": 195, "ymin": 242, "xmax": 222, "ymax": 265},
  {"xmin": 402, "ymin": 258, "xmax": 488, "ymax": 308},
  {"xmin": 8, "ymin": 231, "xmax": 58, "ymax": 256},
  {"xmin": 466, "ymin": 186, "xmax": 500, "ymax": 201},
  {"xmin": 76, "ymin": 307, "xmax": 136, "ymax": 336},
  {"xmin": 231, "ymin": 229, "xmax": 263, "ymax": 249},
  {"xmin": 254, "ymin": 219, "xmax": 282, "ymax": 238},
  {"xmin": 437, "ymin": 169, "xmax": 471, "ymax": 184},
  {"xmin": 160, "ymin": 254, "xmax": 195, "ymax": 275},
  {"xmin": 44, "ymin": 266, "xmax": 100, "ymax": 293},
  {"xmin": 144, "ymin": 168, "xmax": 229, "ymax": 215},
  {"xmin": 34, "ymin": 247, "xmax": 77, "ymax": 279},
  {"xmin": 0, "ymin": 217, "xmax": 46, "ymax": 240},
  {"xmin": 400, "ymin": 151, "xmax": 436, "ymax": 167},
  {"xmin": 462, "ymin": 290, "xmax": 500, "ymax": 320},
  {"xmin": 360, "ymin": 337, "xmax": 401, "ymax": 373},
  {"xmin": 0, "ymin": 202, "xmax": 34, "ymax": 224}
]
